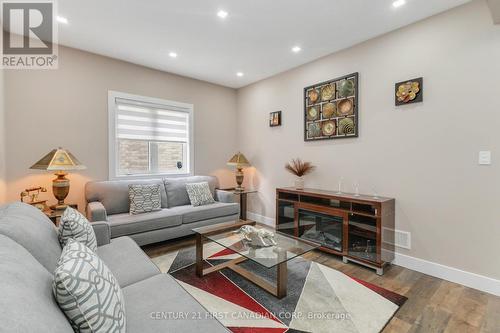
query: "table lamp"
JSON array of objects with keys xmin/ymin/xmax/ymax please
[
  {"xmin": 30, "ymin": 147, "xmax": 86, "ymax": 210},
  {"xmin": 227, "ymin": 152, "xmax": 250, "ymax": 191}
]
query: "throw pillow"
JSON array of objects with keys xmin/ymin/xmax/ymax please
[
  {"xmin": 53, "ymin": 239, "xmax": 126, "ymax": 332},
  {"xmin": 185, "ymin": 182, "xmax": 216, "ymax": 206},
  {"xmin": 58, "ymin": 207, "xmax": 97, "ymax": 252},
  {"xmin": 129, "ymin": 184, "xmax": 162, "ymax": 214}
]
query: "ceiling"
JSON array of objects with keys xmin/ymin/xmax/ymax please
[{"xmin": 51, "ymin": 0, "xmax": 471, "ymax": 88}]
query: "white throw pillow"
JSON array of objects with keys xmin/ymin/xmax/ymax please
[
  {"xmin": 58, "ymin": 207, "xmax": 97, "ymax": 252},
  {"xmin": 53, "ymin": 239, "xmax": 126, "ymax": 333},
  {"xmin": 186, "ymin": 182, "xmax": 216, "ymax": 206},
  {"xmin": 129, "ymin": 184, "xmax": 162, "ymax": 215}
]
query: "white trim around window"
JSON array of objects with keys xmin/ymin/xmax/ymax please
[{"xmin": 108, "ymin": 90, "xmax": 194, "ymax": 180}]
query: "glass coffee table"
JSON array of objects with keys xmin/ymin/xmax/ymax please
[{"xmin": 192, "ymin": 220, "xmax": 320, "ymax": 299}]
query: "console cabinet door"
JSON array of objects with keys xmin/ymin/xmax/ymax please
[
  {"xmin": 276, "ymin": 200, "xmax": 296, "ymax": 237},
  {"xmin": 298, "ymin": 209, "xmax": 345, "ymax": 252},
  {"xmin": 347, "ymin": 213, "xmax": 379, "ymax": 263}
]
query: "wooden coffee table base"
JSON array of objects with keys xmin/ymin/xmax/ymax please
[{"xmin": 195, "ymin": 233, "xmax": 288, "ymax": 299}]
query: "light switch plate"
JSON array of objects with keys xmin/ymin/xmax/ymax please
[{"xmin": 479, "ymin": 151, "xmax": 491, "ymax": 165}]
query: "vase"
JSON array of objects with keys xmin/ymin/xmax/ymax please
[{"xmin": 295, "ymin": 177, "xmax": 304, "ymax": 190}]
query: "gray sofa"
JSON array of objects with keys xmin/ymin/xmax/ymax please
[
  {"xmin": 0, "ymin": 202, "xmax": 228, "ymax": 332},
  {"xmin": 85, "ymin": 176, "xmax": 239, "ymax": 246}
]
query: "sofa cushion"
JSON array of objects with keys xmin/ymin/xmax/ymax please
[
  {"xmin": 53, "ymin": 239, "xmax": 126, "ymax": 332},
  {"xmin": 107, "ymin": 209, "xmax": 182, "ymax": 237},
  {"xmin": 97, "ymin": 237, "xmax": 160, "ymax": 287},
  {"xmin": 129, "ymin": 184, "xmax": 162, "ymax": 214},
  {"xmin": 0, "ymin": 202, "xmax": 62, "ymax": 272},
  {"xmin": 169, "ymin": 202, "xmax": 239, "ymax": 224},
  {"xmin": 85, "ymin": 179, "xmax": 168, "ymax": 215},
  {"xmin": 122, "ymin": 274, "xmax": 227, "ymax": 333},
  {"xmin": 186, "ymin": 182, "xmax": 216, "ymax": 206},
  {"xmin": 58, "ymin": 207, "xmax": 98, "ymax": 252},
  {"xmin": 163, "ymin": 176, "xmax": 219, "ymax": 208},
  {"xmin": 0, "ymin": 235, "xmax": 73, "ymax": 333}
]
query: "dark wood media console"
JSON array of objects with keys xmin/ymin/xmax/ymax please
[{"xmin": 276, "ymin": 187, "xmax": 395, "ymax": 275}]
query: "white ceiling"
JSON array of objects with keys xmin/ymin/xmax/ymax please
[{"xmin": 54, "ymin": 0, "xmax": 471, "ymax": 88}]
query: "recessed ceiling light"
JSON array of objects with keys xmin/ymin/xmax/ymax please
[
  {"xmin": 236, "ymin": 72, "xmax": 244, "ymax": 77},
  {"xmin": 292, "ymin": 46, "xmax": 302, "ymax": 53},
  {"xmin": 56, "ymin": 16, "xmax": 68, "ymax": 24},
  {"xmin": 217, "ymin": 10, "xmax": 228, "ymax": 19},
  {"xmin": 392, "ymin": 0, "xmax": 406, "ymax": 8},
  {"xmin": 169, "ymin": 52, "xmax": 178, "ymax": 58}
]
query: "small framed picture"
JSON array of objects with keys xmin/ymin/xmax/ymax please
[
  {"xmin": 269, "ymin": 111, "xmax": 282, "ymax": 127},
  {"xmin": 395, "ymin": 77, "xmax": 423, "ymax": 106}
]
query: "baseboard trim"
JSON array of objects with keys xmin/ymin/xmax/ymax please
[
  {"xmin": 246, "ymin": 211, "xmax": 274, "ymax": 227},
  {"xmin": 394, "ymin": 253, "xmax": 500, "ymax": 296},
  {"xmin": 247, "ymin": 211, "xmax": 500, "ymax": 296}
]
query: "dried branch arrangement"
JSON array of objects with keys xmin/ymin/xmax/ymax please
[{"xmin": 285, "ymin": 158, "xmax": 315, "ymax": 177}]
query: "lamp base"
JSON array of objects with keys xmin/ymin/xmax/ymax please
[
  {"xmin": 52, "ymin": 171, "xmax": 70, "ymax": 211},
  {"xmin": 235, "ymin": 167, "xmax": 244, "ymax": 191}
]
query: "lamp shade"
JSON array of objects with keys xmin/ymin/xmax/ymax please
[
  {"xmin": 227, "ymin": 152, "xmax": 250, "ymax": 167},
  {"xmin": 30, "ymin": 147, "xmax": 86, "ymax": 171}
]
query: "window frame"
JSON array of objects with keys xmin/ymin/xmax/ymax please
[{"xmin": 108, "ymin": 90, "xmax": 194, "ymax": 180}]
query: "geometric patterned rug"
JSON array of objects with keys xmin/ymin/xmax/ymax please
[{"xmin": 151, "ymin": 242, "xmax": 407, "ymax": 333}]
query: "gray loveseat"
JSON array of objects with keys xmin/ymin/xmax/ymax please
[
  {"xmin": 0, "ymin": 202, "xmax": 228, "ymax": 332},
  {"xmin": 85, "ymin": 175, "xmax": 239, "ymax": 245}
]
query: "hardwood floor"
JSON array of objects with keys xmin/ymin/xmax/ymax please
[{"xmin": 143, "ymin": 236, "xmax": 500, "ymax": 333}]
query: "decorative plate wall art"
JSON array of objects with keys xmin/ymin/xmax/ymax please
[
  {"xmin": 322, "ymin": 120, "xmax": 336, "ymax": 136},
  {"xmin": 304, "ymin": 72, "xmax": 358, "ymax": 141},
  {"xmin": 321, "ymin": 84, "xmax": 335, "ymax": 101},
  {"xmin": 322, "ymin": 102, "xmax": 336, "ymax": 118},
  {"xmin": 308, "ymin": 89, "xmax": 320, "ymax": 105},
  {"xmin": 308, "ymin": 122, "xmax": 321, "ymax": 137},
  {"xmin": 337, "ymin": 98, "xmax": 354, "ymax": 116},
  {"xmin": 395, "ymin": 77, "xmax": 423, "ymax": 106},
  {"xmin": 307, "ymin": 106, "xmax": 319, "ymax": 121},
  {"xmin": 338, "ymin": 117, "xmax": 355, "ymax": 135}
]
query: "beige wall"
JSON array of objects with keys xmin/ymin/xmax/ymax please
[
  {"xmin": 0, "ymin": 68, "xmax": 5, "ymax": 203},
  {"xmin": 4, "ymin": 46, "xmax": 237, "ymax": 209},
  {"xmin": 237, "ymin": 0, "xmax": 500, "ymax": 280}
]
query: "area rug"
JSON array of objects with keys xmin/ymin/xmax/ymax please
[{"xmin": 151, "ymin": 243, "xmax": 407, "ymax": 333}]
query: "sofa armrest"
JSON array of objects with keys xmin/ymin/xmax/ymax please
[
  {"xmin": 86, "ymin": 201, "xmax": 108, "ymax": 222},
  {"xmin": 215, "ymin": 189, "xmax": 235, "ymax": 203},
  {"xmin": 91, "ymin": 221, "xmax": 111, "ymax": 246}
]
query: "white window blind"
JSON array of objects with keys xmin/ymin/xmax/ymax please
[
  {"xmin": 115, "ymin": 98, "xmax": 189, "ymax": 143},
  {"xmin": 108, "ymin": 91, "xmax": 193, "ymax": 179}
]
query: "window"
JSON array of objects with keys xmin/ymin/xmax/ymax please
[{"xmin": 108, "ymin": 91, "xmax": 193, "ymax": 179}]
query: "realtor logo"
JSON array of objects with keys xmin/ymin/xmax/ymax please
[{"xmin": 1, "ymin": 0, "xmax": 58, "ymax": 69}]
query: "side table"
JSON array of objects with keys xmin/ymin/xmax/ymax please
[
  {"xmin": 44, "ymin": 204, "xmax": 78, "ymax": 226},
  {"xmin": 221, "ymin": 188, "xmax": 257, "ymax": 220}
]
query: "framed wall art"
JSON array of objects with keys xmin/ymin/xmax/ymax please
[
  {"xmin": 304, "ymin": 72, "xmax": 358, "ymax": 141},
  {"xmin": 269, "ymin": 111, "xmax": 281, "ymax": 127},
  {"xmin": 395, "ymin": 77, "xmax": 423, "ymax": 106}
]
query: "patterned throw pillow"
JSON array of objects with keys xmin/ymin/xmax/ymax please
[
  {"xmin": 129, "ymin": 184, "xmax": 162, "ymax": 214},
  {"xmin": 185, "ymin": 182, "xmax": 216, "ymax": 206},
  {"xmin": 53, "ymin": 239, "xmax": 126, "ymax": 333},
  {"xmin": 59, "ymin": 207, "xmax": 97, "ymax": 252}
]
